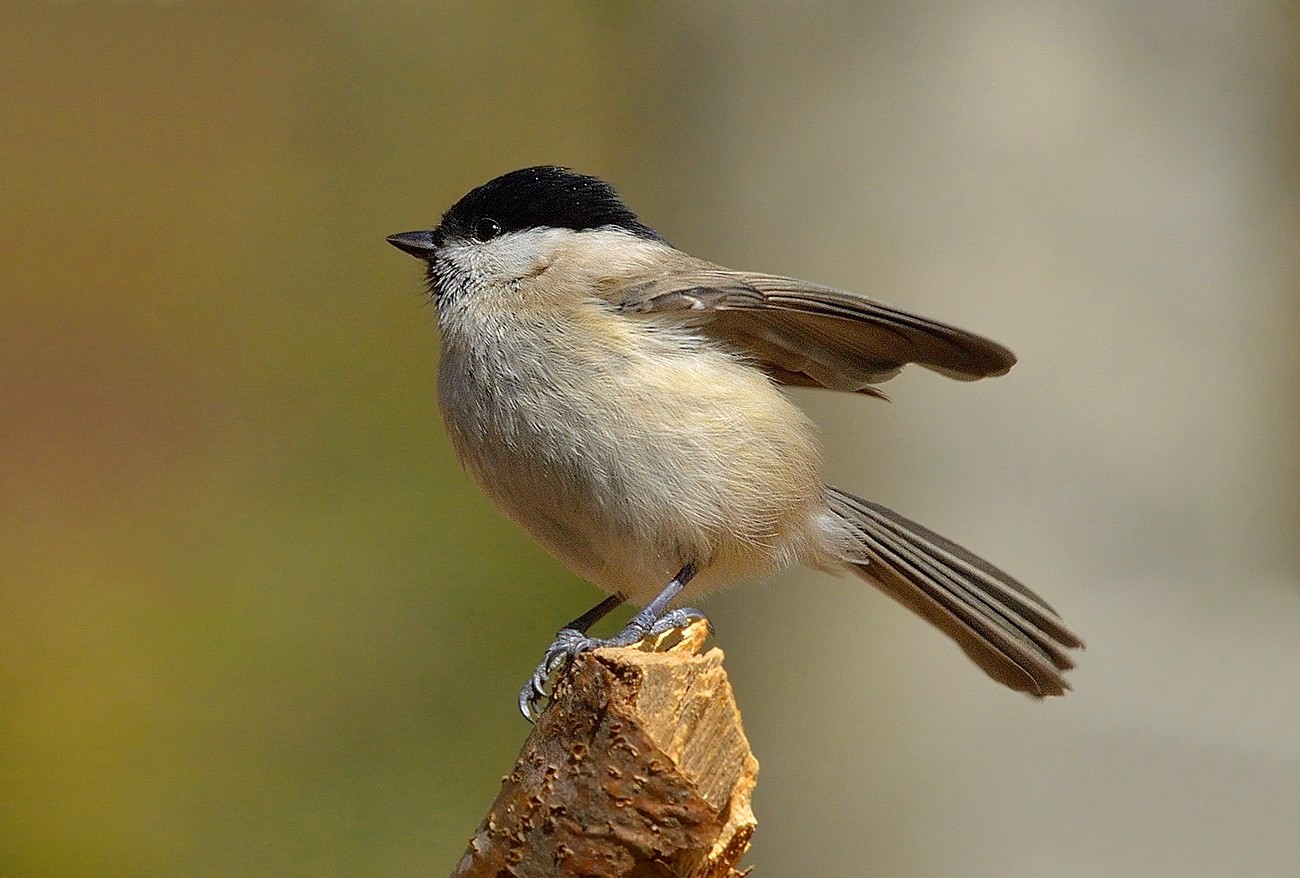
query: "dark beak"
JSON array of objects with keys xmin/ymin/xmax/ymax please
[{"xmin": 386, "ymin": 229, "xmax": 438, "ymax": 259}]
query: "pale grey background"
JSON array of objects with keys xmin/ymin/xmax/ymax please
[{"xmin": 616, "ymin": 4, "xmax": 1299, "ymax": 876}]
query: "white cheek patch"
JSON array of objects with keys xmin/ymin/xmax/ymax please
[
  {"xmin": 438, "ymin": 226, "xmax": 672, "ymax": 305},
  {"xmin": 456, "ymin": 227, "xmax": 583, "ymax": 288}
]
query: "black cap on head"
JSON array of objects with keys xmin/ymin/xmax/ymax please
[{"xmin": 438, "ymin": 166, "xmax": 665, "ymax": 243}]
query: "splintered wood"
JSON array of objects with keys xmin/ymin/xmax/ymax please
[{"xmin": 451, "ymin": 620, "xmax": 758, "ymax": 878}]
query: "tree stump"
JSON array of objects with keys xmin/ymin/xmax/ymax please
[{"xmin": 451, "ymin": 620, "xmax": 758, "ymax": 877}]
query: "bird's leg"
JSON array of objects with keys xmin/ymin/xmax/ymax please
[{"xmin": 518, "ymin": 564, "xmax": 707, "ymax": 722}]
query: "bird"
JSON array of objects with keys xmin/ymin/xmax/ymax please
[{"xmin": 387, "ymin": 165, "xmax": 1083, "ymax": 721}]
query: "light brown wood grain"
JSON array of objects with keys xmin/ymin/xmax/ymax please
[{"xmin": 451, "ymin": 621, "xmax": 757, "ymax": 878}]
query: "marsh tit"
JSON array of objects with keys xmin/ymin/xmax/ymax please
[{"xmin": 388, "ymin": 166, "xmax": 1082, "ymax": 721}]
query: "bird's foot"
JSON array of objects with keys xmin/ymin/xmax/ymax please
[
  {"xmin": 517, "ymin": 607, "xmax": 710, "ymax": 723},
  {"xmin": 648, "ymin": 607, "xmax": 709, "ymax": 636}
]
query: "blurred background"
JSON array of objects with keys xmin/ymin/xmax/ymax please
[{"xmin": 2, "ymin": 3, "xmax": 1297, "ymax": 876}]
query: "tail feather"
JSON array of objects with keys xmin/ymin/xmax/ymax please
[{"xmin": 827, "ymin": 487, "xmax": 1083, "ymax": 697}]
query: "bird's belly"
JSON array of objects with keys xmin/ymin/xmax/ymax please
[{"xmin": 437, "ymin": 322, "xmax": 828, "ymax": 604}]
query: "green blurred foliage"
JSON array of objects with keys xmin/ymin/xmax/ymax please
[{"xmin": 0, "ymin": 4, "xmax": 644, "ymax": 874}]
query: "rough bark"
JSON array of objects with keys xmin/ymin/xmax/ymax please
[{"xmin": 451, "ymin": 621, "xmax": 757, "ymax": 877}]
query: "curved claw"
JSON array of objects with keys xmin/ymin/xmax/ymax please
[
  {"xmin": 518, "ymin": 627, "xmax": 609, "ymax": 723},
  {"xmin": 519, "ymin": 671, "xmax": 548, "ymax": 723}
]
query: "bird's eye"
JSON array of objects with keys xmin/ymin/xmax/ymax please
[{"xmin": 472, "ymin": 218, "xmax": 502, "ymax": 242}]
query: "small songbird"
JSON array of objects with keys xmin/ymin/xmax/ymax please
[{"xmin": 388, "ymin": 166, "xmax": 1083, "ymax": 721}]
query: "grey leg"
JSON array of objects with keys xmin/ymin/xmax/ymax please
[{"xmin": 518, "ymin": 565, "xmax": 708, "ymax": 722}]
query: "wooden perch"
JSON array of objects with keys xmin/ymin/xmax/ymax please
[{"xmin": 451, "ymin": 620, "xmax": 758, "ymax": 878}]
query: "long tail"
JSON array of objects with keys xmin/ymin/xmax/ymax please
[{"xmin": 827, "ymin": 486, "xmax": 1084, "ymax": 697}]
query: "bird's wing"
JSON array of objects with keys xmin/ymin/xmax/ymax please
[{"xmin": 610, "ymin": 263, "xmax": 1017, "ymax": 395}]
